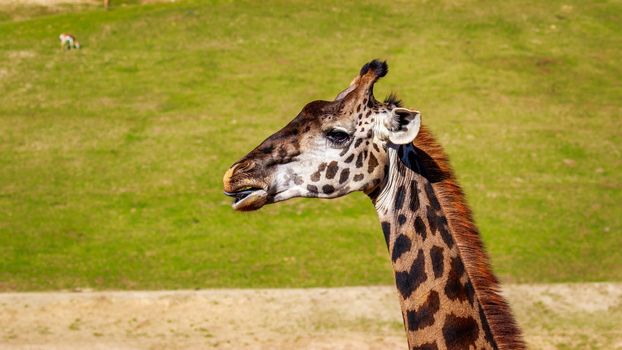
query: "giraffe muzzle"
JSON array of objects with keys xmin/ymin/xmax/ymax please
[{"xmin": 223, "ymin": 162, "xmax": 271, "ymax": 211}]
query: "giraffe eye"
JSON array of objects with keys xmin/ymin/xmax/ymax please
[{"xmin": 325, "ymin": 129, "xmax": 351, "ymax": 145}]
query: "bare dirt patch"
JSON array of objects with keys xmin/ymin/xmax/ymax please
[{"xmin": 0, "ymin": 283, "xmax": 620, "ymax": 349}]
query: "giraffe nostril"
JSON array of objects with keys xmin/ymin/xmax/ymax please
[
  {"xmin": 223, "ymin": 159, "xmax": 268, "ymax": 194},
  {"xmin": 235, "ymin": 160, "xmax": 256, "ymax": 174}
]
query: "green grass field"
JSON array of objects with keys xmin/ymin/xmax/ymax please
[{"xmin": 0, "ymin": 0, "xmax": 620, "ymax": 291}]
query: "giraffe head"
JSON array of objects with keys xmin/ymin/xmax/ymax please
[{"xmin": 223, "ymin": 60, "xmax": 421, "ymax": 211}]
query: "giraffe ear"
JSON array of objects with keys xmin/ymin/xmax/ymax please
[{"xmin": 385, "ymin": 108, "xmax": 421, "ymax": 145}]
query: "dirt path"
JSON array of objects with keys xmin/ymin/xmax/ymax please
[{"xmin": 1, "ymin": 283, "xmax": 621, "ymax": 350}]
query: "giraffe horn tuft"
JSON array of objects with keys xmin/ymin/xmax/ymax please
[{"xmin": 359, "ymin": 59, "xmax": 388, "ymax": 79}]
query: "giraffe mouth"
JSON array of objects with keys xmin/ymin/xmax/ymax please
[{"xmin": 224, "ymin": 187, "xmax": 268, "ymax": 211}]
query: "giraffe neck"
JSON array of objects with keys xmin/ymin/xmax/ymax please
[{"xmin": 370, "ymin": 133, "xmax": 524, "ymax": 350}]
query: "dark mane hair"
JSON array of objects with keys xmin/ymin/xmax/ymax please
[
  {"xmin": 414, "ymin": 125, "xmax": 526, "ymax": 350},
  {"xmin": 383, "ymin": 92, "xmax": 403, "ymax": 107}
]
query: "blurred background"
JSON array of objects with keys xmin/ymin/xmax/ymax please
[{"xmin": 0, "ymin": 0, "xmax": 620, "ymax": 349}]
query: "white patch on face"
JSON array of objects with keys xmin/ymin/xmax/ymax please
[
  {"xmin": 272, "ymin": 186, "xmax": 302, "ymax": 202},
  {"xmin": 269, "ymin": 108, "xmax": 404, "ymax": 204},
  {"xmin": 271, "ymin": 136, "xmax": 346, "ymax": 202}
]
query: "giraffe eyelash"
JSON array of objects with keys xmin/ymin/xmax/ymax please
[{"xmin": 324, "ymin": 128, "xmax": 351, "ymax": 145}]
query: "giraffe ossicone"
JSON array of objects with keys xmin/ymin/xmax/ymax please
[{"xmin": 223, "ymin": 60, "xmax": 525, "ymax": 350}]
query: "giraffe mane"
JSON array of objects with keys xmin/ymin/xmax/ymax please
[
  {"xmin": 383, "ymin": 92, "xmax": 403, "ymax": 108},
  {"xmin": 413, "ymin": 125, "xmax": 526, "ymax": 350}
]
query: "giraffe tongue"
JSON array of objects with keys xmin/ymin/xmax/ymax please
[{"xmin": 224, "ymin": 189, "xmax": 256, "ymax": 202}]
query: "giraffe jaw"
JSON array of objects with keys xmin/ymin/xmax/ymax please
[{"xmin": 224, "ymin": 188, "xmax": 268, "ymax": 211}]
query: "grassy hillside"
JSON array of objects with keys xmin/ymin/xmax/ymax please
[{"xmin": 0, "ymin": 0, "xmax": 620, "ymax": 290}]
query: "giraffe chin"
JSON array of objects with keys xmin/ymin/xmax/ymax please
[{"xmin": 230, "ymin": 190, "xmax": 268, "ymax": 211}]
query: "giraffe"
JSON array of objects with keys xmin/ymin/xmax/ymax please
[{"xmin": 222, "ymin": 60, "xmax": 525, "ymax": 350}]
